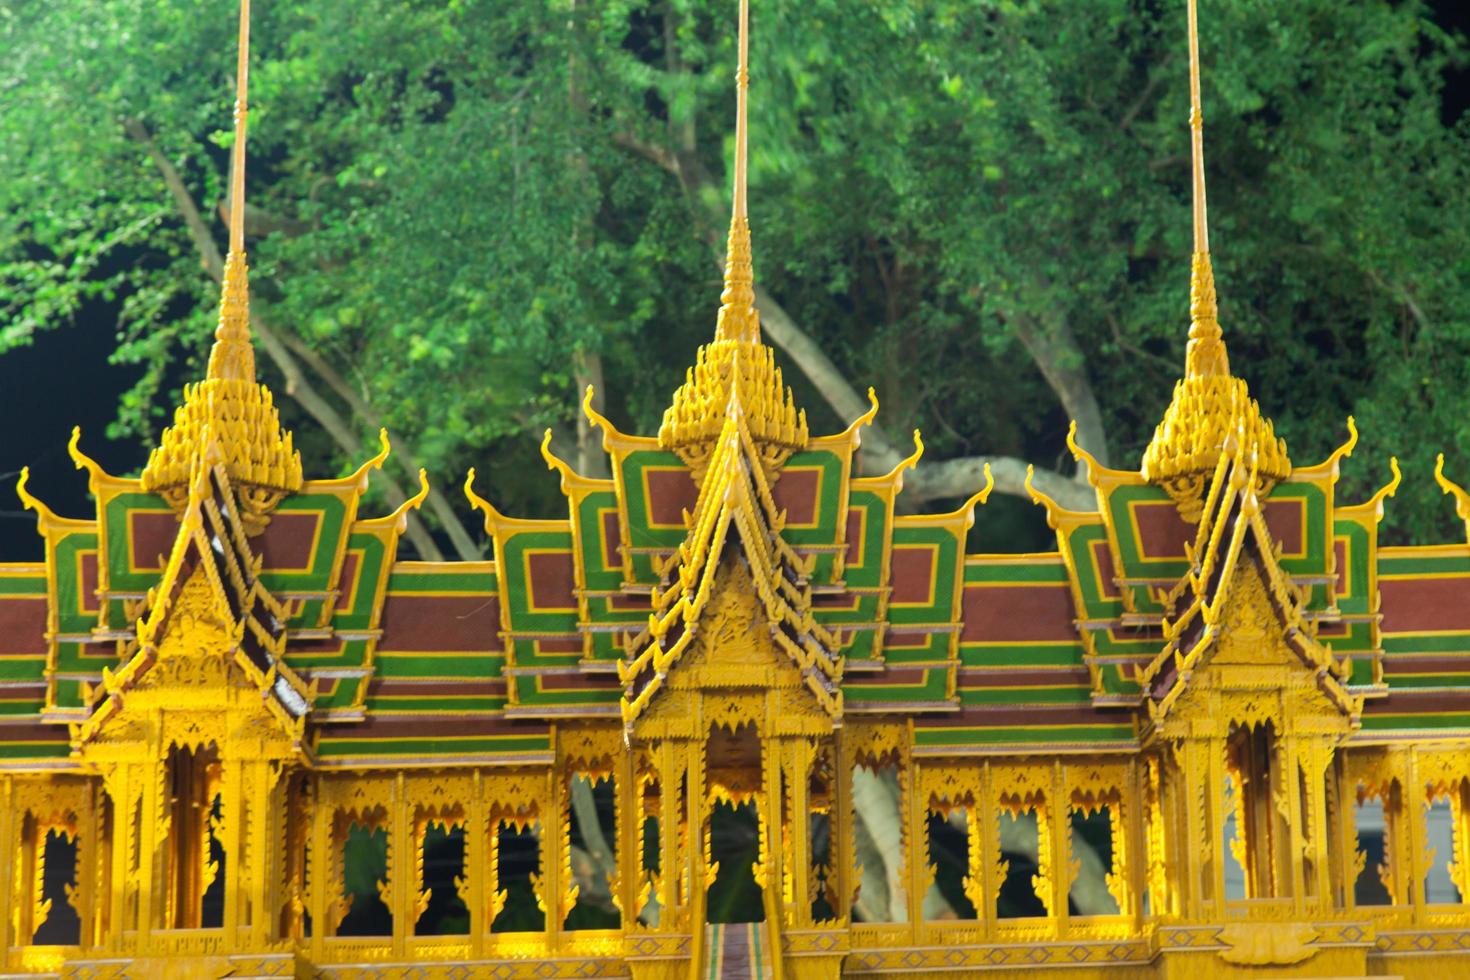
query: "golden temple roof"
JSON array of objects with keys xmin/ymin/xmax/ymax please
[
  {"xmin": 624, "ymin": 392, "xmax": 843, "ymax": 730},
  {"xmin": 626, "ymin": 0, "xmax": 840, "ymax": 732},
  {"xmin": 1142, "ymin": 433, "xmax": 1357, "ymax": 725},
  {"xmin": 140, "ymin": 0, "xmax": 302, "ymax": 532}
]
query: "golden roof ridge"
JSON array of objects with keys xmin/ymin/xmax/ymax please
[{"xmin": 622, "ymin": 394, "xmax": 842, "ymax": 732}]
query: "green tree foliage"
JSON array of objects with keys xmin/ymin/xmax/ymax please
[{"xmin": 1, "ymin": 0, "xmax": 1468, "ymax": 554}]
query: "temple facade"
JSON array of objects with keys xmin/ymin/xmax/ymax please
[{"xmin": 1, "ymin": 1, "xmax": 1468, "ymax": 978}]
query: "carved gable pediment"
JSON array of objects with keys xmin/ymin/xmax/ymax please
[
  {"xmin": 631, "ymin": 561, "xmax": 834, "ymax": 741},
  {"xmin": 1209, "ymin": 561, "xmax": 1301, "ymax": 670},
  {"xmin": 1151, "ymin": 560, "xmax": 1358, "ymax": 741},
  {"xmin": 73, "ymin": 457, "xmax": 316, "ymax": 763}
]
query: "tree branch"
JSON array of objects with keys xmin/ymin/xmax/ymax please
[
  {"xmin": 612, "ymin": 130, "xmax": 682, "ymax": 178},
  {"xmin": 124, "ymin": 118, "xmax": 450, "ymax": 560},
  {"xmin": 216, "ymin": 196, "xmax": 314, "ymax": 238},
  {"xmin": 274, "ymin": 331, "xmax": 483, "ymax": 559},
  {"xmin": 1119, "ymin": 59, "xmax": 1171, "ymax": 133},
  {"xmin": 904, "ymin": 453, "xmax": 1093, "ymax": 511},
  {"xmin": 1006, "ymin": 310, "xmax": 1111, "ymax": 472}
]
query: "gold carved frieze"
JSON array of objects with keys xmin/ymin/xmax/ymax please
[
  {"xmin": 845, "ymin": 722, "xmax": 908, "ymax": 769},
  {"xmin": 991, "ymin": 762, "xmax": 1050, "ymax": 812}
]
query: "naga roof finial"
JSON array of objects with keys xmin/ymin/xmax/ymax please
[
  {"xmin": 1141, "ymin": 0, "xmax": 1288, "ymax": 519},
  {"xmin": 141, "ymin": 0, "xmax": 302, "ymax": 532},
  {"xmin": 660, "ymin": 0, "xmax": 807, "ymax": 480}
]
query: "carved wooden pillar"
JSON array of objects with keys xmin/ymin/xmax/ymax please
[
  {"xmin": 0, "ymin": 775, "xmax": 13, "ymax": 960},
  {"xmin": 544, "ymin": 767, "xmax": 567, "ymax": 951},
  {"xmin": 468, "ymin": 770, "xmax": 486, "ymax": 958},
  {"xmin": 220, "ymin": 759, "xmax": 245, "ymax": 939},
  {"xmin": 1450, "ymin": 776, "xmax": 1470, "ymax": 904},
  {"xmin": 79, "ymin": 779, "xmax": 103, "ymax": 949},
  {"xmin": 611, "ymin": 751, "xmax": 632, "ymax": 928},
  {"xmin": 655, "ymin": 741, "xmax": 682, "ymax": 924},
  {"xmin": 1178, "ymin": 738, "xmax": 1211, "ymax": 919},
  {"xmin": 1404, "ymin": 747, "xmax": 1428, "ymax": 922},
  {"xmin": 759, "ymin": 736, "xmax": 785, "ymax": 980},
  {"xmin": 1049, "ymin": 761, "xmax": 1069, "ymax": 938},
  {"xmin": 103, "ymin": 766, "xmax": 133, "ymax": 949},
  {"xmin": 1123, "ymin": 759, "xmax": 1145, "ymax": 925},
  {"xmin": 833, "ymin": 731, "xmax": 855, "ymax": 922},
  {"xmin": 1279, "ymin": 731, "xmax": 1307, "ymax": 912},
  {"xmin": 1304, "ymin": 739, "xmax": 1334, "ymax": 912},
  {"xmin": 787, "ymin": 738, "xmax": 812, "ymax": 928},
  {"xmin": 1329, "ymin": 754, "xmax": 1355, "ymax": 910},
  {"xmin": 307, "ymin": 779, "xmax": 331, "ymax": 961},
  {"xmin": 390, "ymin": 771, "xmax": 409, "ymax": 957},
  {"xmin": 138, "ymin": 752, "xmax": 166, "ymax": 944},
  {"xmin": 1107, "ymin": 770, "xmax": 1134, "ymax": 920},
  {"xmin": 279, "ymin": 773, "xmax": 308, "ymax": 943},
  {"xmin": 903, "ymin": 757, "xmax": 925, "ymax": 935},
  {"xmin": 1205, "ymin": 734, "xmax": 1227, "ymax": 916},
  {"xmin": 976, "ymin": 760, "xmax": 998, "ymax": 938},
  {"xmin": 686, "ymin": 740, "xmax": 708, "ymax": 972},
  {"xmin": 1383, "ymin": 765, "xmax": 1413, "ymax": 907},
  {"xmin": 15, "ymin": 808, "xmax": 40, "ymax": 946}
]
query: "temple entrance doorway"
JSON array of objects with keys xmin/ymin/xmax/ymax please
[
  {"xmin": 701, "ymin": 722, "xmax": 777, "ymax": 979},
  {"xmin": 705, "ymin": 722, "xmax": 766, "ymax": 924},
  {"xmin": 707, "ymin": 799, "xmax": 763, "ymax": 923}
]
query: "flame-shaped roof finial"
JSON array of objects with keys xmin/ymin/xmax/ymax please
[{"xmin": 207, "ymin": 0, "xmax": 256, "ymax": 383}]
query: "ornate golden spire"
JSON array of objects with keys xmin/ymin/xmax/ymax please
[
  {"xmin": 141, "ymin": 0, "xmax": 302, "ymax": 532},
  {"xmin": 715, "ymin": 0, "xmax": 756, "ymax": 343},
  {"xmin": 1140, "ymin": 0, "xmax": 1288, "ymax": 519},
  {"xmin": 208, "ymin": 0, "xmax": 256, "ymax": 384},
  {"xmin": 1182, "ymin": 0, "xmax": 1225, "ymax": 380},
  {"xmin": 661, "ymin": 0, "xmax": 807, "ymax": 479}
]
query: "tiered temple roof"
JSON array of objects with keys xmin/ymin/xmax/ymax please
[{"xmin": 1, "ymin": 254, "xmax": 1464, "ymax": 765}]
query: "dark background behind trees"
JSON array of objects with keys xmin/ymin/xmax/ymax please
[{"xmin": 2, "ymin": 0, "xmax": 1468, "ymax": 560}]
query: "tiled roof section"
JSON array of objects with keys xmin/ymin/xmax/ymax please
[
  {"xmin": 619, "ymin": 396, "xmax": 843, "ymax": 729},
  {"xmin": 1366, "ymin": 459, "xmax": 1470, "ymax": 737}
]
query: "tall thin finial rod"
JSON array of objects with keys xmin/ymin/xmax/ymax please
[
  {"xmin": 714, "ymin": 0, "xmax": 757, "ymax": 342},
  {"xmin": 1182, "ymin": 0, "xmax": 1226, "ymax": 378},
  {"xmin": 229, "ymin": 0, "xmax": 250, "ymax": 255},
  {"xmin": 1187, "ymin": 0, "xmax": 1207, "ymax": 254},
  {"xmin": 732, "ymin": 0, "xmax": 749, "ymax": 221}
]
